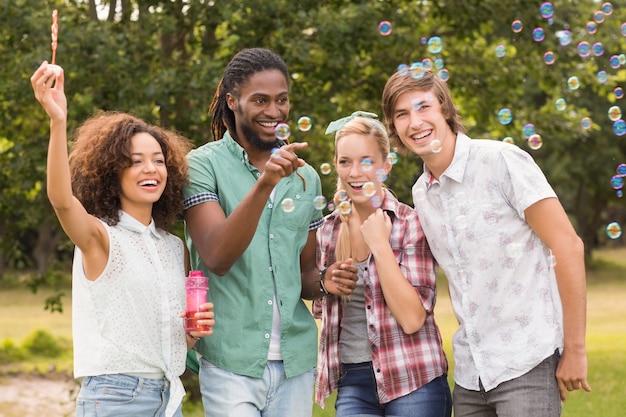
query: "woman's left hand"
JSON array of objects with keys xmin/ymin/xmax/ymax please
[
  {"xmin": 181, "ymin": 302, "xmax": 215, "ymax": 346},
  {"xmin": 361, "ymin": 209, "xmax": 392, "ymax": 250}
]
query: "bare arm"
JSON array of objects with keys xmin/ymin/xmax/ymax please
[
  {"xmin": 31, "ymin": 62, "xmax": 107, "ymax": 279},
  {"xmin": 185, "ymin": 142, "xmax": 308, "ymax": 276},
  {"xmin": 525, "ymin": 197, "xmax": 591, "ymax": 401},
  {"xmin": 361, "ymin": 209, "xmax": 427, "ymax": 334},
  {"xmin": 300, "ymin": 230, "xmax": 357, "ymax": 300}
]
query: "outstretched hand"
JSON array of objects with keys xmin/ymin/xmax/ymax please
[{"xmin": 30, "ymin": 61, "xmax": 67, "ymax": 122}]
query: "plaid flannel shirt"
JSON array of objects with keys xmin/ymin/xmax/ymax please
[{"xmin": 313, "ymin": 189, "xmax": 448, "ymax": 406}]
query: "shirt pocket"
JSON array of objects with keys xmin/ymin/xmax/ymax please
[{"xmin": 280, "ymin": 192, "xmax": 315, "ymax": 231}]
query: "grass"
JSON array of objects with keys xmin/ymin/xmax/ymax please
[
  {"xmin": 0, "ymin": 247, "xmax": 624, "ymax": 416},
  {"xmin": 313, "ymin": 247, "xmax": 626, "ymax": 417},
  {"xmin": 0, "ymin": 287, "xmax": 72, "ymax": 343}
]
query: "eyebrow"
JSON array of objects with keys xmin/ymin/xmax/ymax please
[
  {"xmin": 250, "ymin": 91, "xmax": 289, "ymax": 98},
  {"xmin": 339, "ymin": 153, "xmax": 375, "ymax": 157},
  {"xmin": 412, "ymin": 100, "xmax": 427, "ymax": 109},
  {"xmin": 131, "ymin": 151, "xmax": 164, "ymax": 156}
]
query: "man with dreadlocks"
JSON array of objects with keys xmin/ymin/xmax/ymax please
[{"xmin": 183, "ymin": 48, "xmax": 358, "ymax": 416}]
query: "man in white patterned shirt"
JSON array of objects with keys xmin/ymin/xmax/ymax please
[{"xmin": 381, "ymin": 69, "xmax": 591, "ymax": 417}]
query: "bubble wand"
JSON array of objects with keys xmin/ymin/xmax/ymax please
[
  {"xmin": 51, "ymin": 10, "xmax": 58, "ymax": 65},
  {"xmin": 48, "ymin": 10, "xmax": 62, "ymax": 77}
]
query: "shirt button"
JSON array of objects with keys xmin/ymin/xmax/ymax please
[
  {"xmin": 264, "ymin": 334, "xmax": 270, "ymax": 339},
  {"xmin": 295, "ymin": 194, "xmax": 301, "ymax": 199},
  {"xmin": 268, "ymin": 300, "xmax": 273, "ymax": 305},
  {"xmin": 268, "ymin": 203, "xmax": 273, "ymax": 209},
  {"xmin": 269, "ymin": 234, "xmax": 275, "ymax": 239},
  {"xmin": 256, "ymin": 173, "xmax": 260, "ymax": 178}
]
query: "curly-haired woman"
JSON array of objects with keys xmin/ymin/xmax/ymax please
[{"xmin": 30, "ymin": 61, "xmax": 214, "ymax": 417}]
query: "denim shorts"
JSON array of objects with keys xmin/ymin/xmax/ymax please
[
  {"xmin": 198, "ymin": 358, "xmax": 315, "ymax": 417},
  {"xmin": 453, "ymin": 350, "xmax": 562, "ymax": 417},
  {"xmin": 335, "ymin": 362, "xmax": 452, "ymax": 417},
  {"xmin": 75, "ymin": 373, "xmax": 182, "ymax": 417}
]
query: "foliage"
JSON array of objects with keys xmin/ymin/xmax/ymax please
[
  {"xmin": 21, "ymin": 329, "xmax": 66, "ymax": 358},
  {"xmin": 0, "ymin": 339, "xmax": 27, "ymax": 364},
  {"xmin": 0, "ymin": 0, "xmax": 624, "ymax": 286},
  {"xmin": 0, "ymin": 329, "xmax": 69, "ymax": 364}
]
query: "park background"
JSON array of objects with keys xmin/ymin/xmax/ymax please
[{"xmin": 1, "ymin": 0, "xmax": 625, "ymax": 416}]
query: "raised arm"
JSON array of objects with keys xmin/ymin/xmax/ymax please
[
  {"xmin": 31, "ymin": 62, "xmax": 107, "ymax": 277},
  {"xmin": 185, "ymin": 142, "xmax": 307, "ymax": 276}
]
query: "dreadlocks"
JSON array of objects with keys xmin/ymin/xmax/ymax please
[{"xmin": 208, "ymin": 48, "xmax": 290, "ymax": 141}]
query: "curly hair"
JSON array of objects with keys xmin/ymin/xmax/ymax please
[{"xmin": 68, "ymin": 112, "xmax": 192, "ymax": 230}]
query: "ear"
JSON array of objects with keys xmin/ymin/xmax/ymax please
[
  {"xmin": 226, "ymin": 93, "xmax": 237, "ymax": 112},
  {"xmin": 382, "ymin": 157, "xmax": 393, "ymax": 176}
]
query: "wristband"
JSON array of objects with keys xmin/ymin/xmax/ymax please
[{"xmin": 318, "ymin": 268, "xmax": 330, "ymax": 296}]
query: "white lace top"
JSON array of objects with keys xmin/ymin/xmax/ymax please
[{"xmin": 72, "ymin": 211, "xmax": 187, "ymax": 416}]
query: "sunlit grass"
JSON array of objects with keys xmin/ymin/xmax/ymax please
[
  {"xmin": 0, "ymin": 287, "xmax": 72, "ymax": 343},
  {"xmin": 0, "ymin": 248, "xmax": 624, "ymax": 416},
  {"xmin": 312, "ymin": 247, "xmax": 626, "ymax": 417}
]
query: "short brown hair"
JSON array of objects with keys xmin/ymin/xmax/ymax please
[{"xmin": 382, "ymin": 70, "xmax": 465, "ymax": 155}]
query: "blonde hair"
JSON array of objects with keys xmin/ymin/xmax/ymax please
[{"xmin": 333, "ymin": 116, "xmax": 390, "ymax": 262}]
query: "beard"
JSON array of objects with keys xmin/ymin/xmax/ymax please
[
  {"xmin": 237, "ymin": 113, "xmax": 282, "ymax": 151},
  {"xmin": 241, "ymin": 123, "xmax": 279, "ymax": 151}
]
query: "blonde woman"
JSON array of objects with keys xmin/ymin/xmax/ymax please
[{"xmin": 313, "ymin": 112, "xmax": 451, "ymax": 417}]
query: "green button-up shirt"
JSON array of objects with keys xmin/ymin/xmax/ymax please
[{"xmin": 183, "ymin": 132, "xmax": 323, "ymax": 378}]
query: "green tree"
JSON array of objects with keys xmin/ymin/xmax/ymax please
[{"xmin": 1, "ymin": 0, "xmax": 624, "ymax": 286}]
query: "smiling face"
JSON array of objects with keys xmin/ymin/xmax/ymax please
[
  {"xmin": 226, "ymin": 69, "xmax": 290, "ymax": 151},
  {"xmin": 118, "ymin": 132, "xmax": 167, "ymax": 220},
  {"xmin": 334, "ymin": 128, "xmax": 391, "ymax": 212},
  {"xmin": 392, "ymin": 89, "xmax": 455, "ymax": 158}
]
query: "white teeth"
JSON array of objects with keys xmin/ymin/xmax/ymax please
[
  {"xmin": 349, "ymin": 182, "xmax": 365, "ymax": 187},
  {"xmin": 413, "ymin": 130, "xmax": 431, "ymax": 140},
  {"xmin": 259, "ymin": 121, "xmax": 278, "ymax": 127},
  {"xmin": 139, "ymin": 180, "xmax": 157, "ymax": 186}
]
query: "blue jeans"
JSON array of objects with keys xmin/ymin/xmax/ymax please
[
  {"xmin": 198, "ymin": 357, "xmax": 315, "ymax": 417},
  {"xmin": 453, "ymin": 350, "xmax": 562, "ymax": 417},
  {"xmin": 335, "ymin": 362, "xmax": 452, "ymax": 417},
  {"xmin": 75, "ymin": 374, "xmax": 182, "ymax": 417}
]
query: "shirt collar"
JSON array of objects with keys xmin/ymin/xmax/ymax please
[
  {"xmin": 223, "ymin": 130, "xmax": 287, "ymax": 166},
  {"xmin": 223, "ymin": 131, "xmax": 249, "ymax": 163},
  {"xmin": 118, "ymin": 210, "xmax": 161, "ymax": 239},
  {"xmin": 424, "ymin": 132, "xmax": 471, "ymax": 187},
  {"xmin": 326, "ymin": 188, "xmax": 400, "ymax": 224}
]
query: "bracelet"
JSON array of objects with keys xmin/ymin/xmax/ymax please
[
  {"xmin": 186, "ymin": 332, "xmax": 200, "ymax": 341},
  {"xmin": 318, "ymin": 268, "xmax": 329, "ymax": 296}
]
